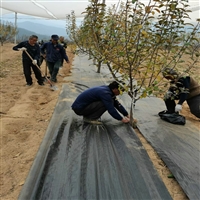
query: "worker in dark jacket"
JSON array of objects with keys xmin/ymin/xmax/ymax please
[
  {"xmin": 161, "ymin": 67, "xmax": 200, "ymax": 118},
  {"xmin": 72, "ymin": 81, "xmax": 130, "ymax": 123},
  {"xmin": 58, "ymin": 36, "xmax": 67, "ymax": 68},
  {"xmin": 13, "ymin": 35, "xmax": 44, "ymax": 86},
  {"xmin": 40, "ymin": 34, "xmax": 70, "ymax": 82},
  {"xmin": 58, "ymin": 36, "xmax": 67, "ymax": 49}
]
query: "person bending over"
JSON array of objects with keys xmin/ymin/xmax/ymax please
[
  {"xmin": 71, "ymin": 81, "xmax": 130, "ymax": 123},
  {"xmin": 161, "ymin": 67, "xmax": 200, "ymax": 118},
  {"xmin": 13, "ymin": 35, "xmax": 44, "ymax": 86}
]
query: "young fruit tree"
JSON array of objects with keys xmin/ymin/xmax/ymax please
[{"xmin": 66, "ymin": 1, "xmax": 108, "ymax": 73}]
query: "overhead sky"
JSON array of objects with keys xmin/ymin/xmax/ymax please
[{"xmin": 1, "ymin": 0, "xmax": 199, "ymax": 28}]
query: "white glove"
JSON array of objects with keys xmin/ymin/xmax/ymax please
[
  {"xmin": 18, "ymin": 47, "xmax": 27, "ymax": 51},
  {"xmin": 32, "ymin": 60, "xmax": 37, "ymax": 65},
  {"xmin": 122, "ymin": 117, "xmax": 130, "ymax": 123},
  {"xmin": 175, "ymin": 104, "xmax": 182, "ymax": 112}
]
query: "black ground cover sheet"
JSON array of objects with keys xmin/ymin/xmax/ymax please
[
  {"xmin": 18, "ymin": 55, "xmax": 172, "ymax": 199},
  {"xmin": 36, "ymin": 116, "xmax": 172, "ymax": 199},
  {"xmin": 134, "ymin": 97, "xmax": 200, "ymax": 200}
]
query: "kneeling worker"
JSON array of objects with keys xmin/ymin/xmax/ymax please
[
  {"xmin": 161, "ymin": 67, "xmax": 200, "ymax": 118},
  {"xmin": 71, "ymin": 81, "xmax": 130, "ymax": 123}
]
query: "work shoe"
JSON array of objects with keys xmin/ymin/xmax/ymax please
[
  {"xmin": 26, "ymin": 83, "xmax": 33, "ymax": 86},
  {"xmin": 50, "ymin": 78, "xmax": 57, "ymax": 83},
  {"xmin": 83, "ymin": 117, "xmax": 103, "ymax": 125},
  {"xmin": 38, "ymin": 82, "xmax": 45, "ymax": 86}
]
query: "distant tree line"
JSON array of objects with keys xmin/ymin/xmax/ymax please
[
  {"xmin": 0, "ymin": 21, "xmax": 74, "ymax": 46},
  {"xmin": 0, "ymin": 21, "xmax": 18, "ymax": 46}
]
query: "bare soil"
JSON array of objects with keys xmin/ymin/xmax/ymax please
[{"xmin": 0, "ymin": 43, "xmax": 199, "ymax": 199}]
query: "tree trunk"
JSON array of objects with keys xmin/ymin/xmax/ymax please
[{"xmin": 97, "ymin": 60, "xmax": 102, "ymax": 73}]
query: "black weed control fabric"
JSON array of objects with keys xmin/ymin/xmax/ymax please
[
  {"xmin": 132, "ymin": 97, "xmax": 200, "ymax": 200},
  {"xmin": 18, "ymin": 55, "xmax": 172, "ymax": 200},
  {"xmin": 35, "ymin": 116, "xmax": 172, "ymax": 200}
]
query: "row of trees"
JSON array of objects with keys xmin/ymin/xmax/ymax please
[{"xmin": 66, "ymin": 0, "xmax": 200, "ymax": 123}]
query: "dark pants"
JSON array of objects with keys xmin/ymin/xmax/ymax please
[
  {"xmin": 73, "ymin": 101, "xmax": 107, "ymax": 120},
  {"xmin": 47, "ymin": 60, "xmax": 61, "ymax": 82},
  {"xmin": 22, "ymin": 59, "xmax": 43, "ymax": 85},
  {"xmin": 165, "ymin": 94, "xmax": 200, "ymax": 118}
]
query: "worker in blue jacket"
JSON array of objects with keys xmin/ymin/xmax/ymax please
[
  {"xmin": 72, "ymin": 81, "xmax": 130, "ymax": 123},
  {"xmin": 40, "ymin": 34, "xmax": 70, "ymax": 82}
]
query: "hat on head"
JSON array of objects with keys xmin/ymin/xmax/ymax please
[{"xmin": 51, "ymin": 34, "xmax": 59, "ymax": 40}]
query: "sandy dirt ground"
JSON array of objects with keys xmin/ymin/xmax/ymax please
[{"xmin": 0, "ymin": 43, "xmax": 199, "ymax": 200}]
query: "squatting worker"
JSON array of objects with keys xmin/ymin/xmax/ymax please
[
  {"xmin": 13, "ymin": 35, "xmax": 44, "ymax": 86},
  {"xmin": 40, "ymin": 34, "xmax": 70, "ymax": 83},
  {"xmin": 71, "ymin": 81, "xmax": 130, "ymax": 123},
  {"xmin": 161, "ymin": 67, "xmax": 200, "ymax": 118}
]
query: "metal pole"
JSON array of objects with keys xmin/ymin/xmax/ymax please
[{"xmin": 14, "ymin": 12, "xmax": 17, "ymax": 44}]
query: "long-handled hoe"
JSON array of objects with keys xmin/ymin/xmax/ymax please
[{"xmin": 24, "ymin": 50, "xmax": 58, "ymax": 91}]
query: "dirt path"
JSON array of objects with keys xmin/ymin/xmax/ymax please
[
  {"xmin": 0, "ymin": 43, "xmax": 199, "ymax": 199},
  {"xmin": 0, "ymin": 43, "xmax": 73, "ymax": 199}
]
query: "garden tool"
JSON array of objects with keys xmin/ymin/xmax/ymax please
[
  {"xmin": 24, "ymin": 50, "xmax": 58, "ymax": 91},
  {"xmin": 43, "ymin": 58, "xmax": 50, "ymax": 82},
  {"xmin": 44, "ymin": 58, "xmax": 50, "ymax": 78},
  {"xmin": 45, "ymin": 58, "xmax": 48, "ymax": 77}
]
